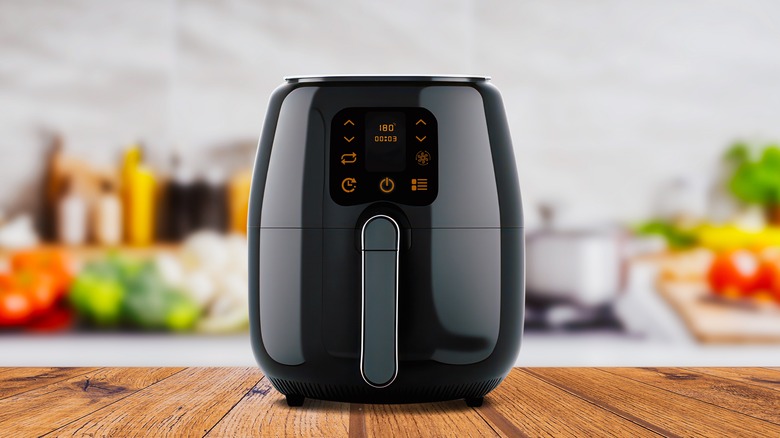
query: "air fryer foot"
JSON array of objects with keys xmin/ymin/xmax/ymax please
[
  {"xmin": 465, "ymin": 397, "xmax": 484, "ymax": 407},
  {"xmin": 286, "ymin": 394, "xmax": 305, "ymax": 407}
]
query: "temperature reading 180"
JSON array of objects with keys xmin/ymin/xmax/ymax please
[{"xmin": 365, "ymin": 112, "xmax": 406, "ymax": 172}]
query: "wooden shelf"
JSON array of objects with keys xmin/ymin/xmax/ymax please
[{"xmin": 0, "ymin": 243, "xmax": 182, "ymax": 259}]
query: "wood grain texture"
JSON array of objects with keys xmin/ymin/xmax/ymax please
[
  {"xmin": 0, "ymin": 367, "xmax": 182, "ymax": 436},
  {"xmin": 529, "ymin": 368, "xmax": 780, "ymax": 437},
  {"xmin": 686, "ymin": 367, "xmax": 780, "ymax": 393},
  {"xmin": 485, "ymin": 369, "xmax": 660, "ymax": 437},
  {"xmin": 349, "ymin": 404, "xmax": 367, "ymax": 438},
  {"xmin": 478, "ymin": 401, "xmax": 526, "ymax": 438},
  {"xmin": 47, "ymin": 367, "xmax": 262, "ymax": 438},
  {"xmin": 0, "ymin": 367, "xmax": 778, "ymax": 437},
  {"xmin": 205, "ymin": 377, "xmax": 350, "ymax": 438},
  {"xmin": 603, "ymin": 367, "xmax": 780, "ymax": 424},
  {"xmin": 0, "ymin": 367, "xmax": 95, "ymax": 399},
  {"xmin": 363, "ymin": 399, "xmax": 497, "ymax": 437}
]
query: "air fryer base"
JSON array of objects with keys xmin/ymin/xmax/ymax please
[{"xmin": 268, "ymin": 376, "xmax": 502, "ymax": 405}]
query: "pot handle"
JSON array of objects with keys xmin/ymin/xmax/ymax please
[{"xmin": 360, "ymin": 215, "xmax": 399, "ymax": 388}]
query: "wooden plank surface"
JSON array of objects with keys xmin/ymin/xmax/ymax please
[
  {"xmin": 205, "ymin": 376, "xmax": 350, "ymax": 437},
  {"xmin": 0, "ymin": 367, "xmax": 183, "ymax": 436},
  {"xmin": 0, "ymin": 367, "xmax": 95, "ymax": 399},
  {"xmin": 528, "ymin": 368, "xmax": 780, "ymax": 436},
  {"xmin": 602, "ymin": 367, "xmax": 780, "ymax": 424},
  {"xmin": 685, "ymin": 367, "xmax": 780, "ymax": 392},
  {"xmin": 0, "ymin": 367, "xmax": 778, "ymax": 437},
  {"xmin": 482, "ymin": 369, "xmax": 662, "ymax": 437},
  {"xmin": 47, "ymin": 367, "xmax": 262, "ymax": 438},
  {"xmin": 362, "ymin": 399, "xmax": 498, "ymax": 437}
]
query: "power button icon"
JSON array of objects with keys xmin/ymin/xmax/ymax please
[{"xmin": 379, "ymin": 177, "xmax": 395, "ymax": 193}]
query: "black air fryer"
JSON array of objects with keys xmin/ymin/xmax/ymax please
[{"xmin": 248, "ymin": 75, "xmax": 524, "ymax": 406}]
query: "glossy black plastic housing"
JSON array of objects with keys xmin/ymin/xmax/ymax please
[{"xmin": 248, "ymin": 75, "xmax": 524, "ymax": 404}]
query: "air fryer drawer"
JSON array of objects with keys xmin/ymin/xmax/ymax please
[
  {"xmin": 258, "ymin": 228, "xmax": 323, "ymax": 366},
  {"xmin": 322, "ymin": 228, "xmax": 501, "ymax": 365}
]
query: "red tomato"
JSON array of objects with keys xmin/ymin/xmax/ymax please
[
  {"xmin": 763, "ymin": 254, "xmax": 780, "ymax": 303},
  {"xmin": 10, "ymin": 249, "xmax": 74, "ymax": 298},
  {"xmin": 0, "ymin": 273, "xmax": 12, "ymax": 289},
  {"xmin": 708, "ymin": 250, "xmax": 768, "ymax": 297},
  {"xmin": 26, "ymin": 307, "xmax": 74, "ymax": 333},
  {"xmin": 753, "ymin": 260, "xmax": 775, "ymax": 295},
  {"xmin": 12, "ymin": 271, "xmax": 59, "ymax": 315},
  {"xmin": 0, "ymin": 290, "xmax": 35, "ymax": 326}
]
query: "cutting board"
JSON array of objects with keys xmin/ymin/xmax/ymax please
[{"xmin": 658, "ymin": 280, "xmax": 780, "ymax": 343}]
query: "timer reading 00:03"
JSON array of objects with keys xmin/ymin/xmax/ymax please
[{"xmin": 365, "ymin": 111, "xmax": 406, "ymax": 172}]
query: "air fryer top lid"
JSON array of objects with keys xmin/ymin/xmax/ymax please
[{"xmin": 284, "ymin": 74, "xmax": 490, "ymax": 83}]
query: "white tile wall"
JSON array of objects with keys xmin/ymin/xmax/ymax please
[{"xmin": 1, "ymin": 0, "xmax": 780, "ymax": 226}]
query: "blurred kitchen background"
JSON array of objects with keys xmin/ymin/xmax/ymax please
[{"xmin": 2, "ymin": 0, "xmax": 780, "ymax": 366}]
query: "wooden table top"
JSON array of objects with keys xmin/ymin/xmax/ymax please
[{"xmin": 1, "ymin": 367, "xmax": 779, "ymax": 437}]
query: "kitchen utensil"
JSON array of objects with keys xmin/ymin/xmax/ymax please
[{"xmin": 526, "ymin": 227, "xmax": 627, "ymax": 307}]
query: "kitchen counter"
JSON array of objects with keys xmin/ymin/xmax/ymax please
[
  {"xmin": 4, "ymin": 333, "xmax": 780, "ymax": 367},
  {"xmin": 1, "ymin": 367, "xmax": 778, "ymax": 436}
]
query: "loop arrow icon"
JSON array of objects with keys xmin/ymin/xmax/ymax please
[{"xmin": 341, "ymin": 152, "xmax": 357, "ymax": 164}]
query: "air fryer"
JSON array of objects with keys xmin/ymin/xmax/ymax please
[{"xmin": 248, "ymin": 75, "xmax": 524, "ymax": 406}]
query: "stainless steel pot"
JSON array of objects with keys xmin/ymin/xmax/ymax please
[{"xmin": 526, "ymin": 207, "xmax": 626, "ymax": 307}]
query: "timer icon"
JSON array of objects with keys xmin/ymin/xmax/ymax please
[{"xmin": 415, "ymin": 150, "xmax": 431, "ymax": 166}]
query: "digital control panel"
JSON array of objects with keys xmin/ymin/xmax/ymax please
[{"xmin": 330, "ymin": 108, "xmax": 438, "ymax": 206}]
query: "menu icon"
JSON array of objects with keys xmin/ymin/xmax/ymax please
[{"xmin": 411, "ymin": 178, "xmax": 428, "ymax": 191}]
